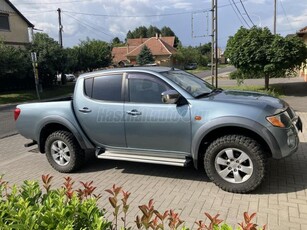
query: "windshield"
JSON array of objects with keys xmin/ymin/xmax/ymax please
[{"xmin": 161, "ymin": 70, "xmax": 215, "ymax": 97}]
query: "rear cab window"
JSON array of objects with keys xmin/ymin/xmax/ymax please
[{"xmin": 84, "ymin": 74, "xmax": 123, "ymax": 102}]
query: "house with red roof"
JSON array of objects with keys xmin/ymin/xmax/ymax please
[{"xmin": 112, "ymin": 34, "xmax": 177, "ymax": 67}]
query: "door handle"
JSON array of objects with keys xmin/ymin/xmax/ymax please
[
  {"xmin": 126, "ymin": 109, "xmax": 142, "ymax": 116},
  {"xmin": 79, "ymin": 107, "xmax": 92, "ymax": 113}
]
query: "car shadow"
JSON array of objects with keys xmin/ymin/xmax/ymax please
[
  {"xmin": 75, "ymin": 142, "xmax": 307, "ymax": 194},
  {"xmin": 79, "ymin": 155, "xmax": 210, "ymax": 183}
]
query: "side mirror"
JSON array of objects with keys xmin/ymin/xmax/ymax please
[{"xmin": 161, "ymin": 90, "xmax": 180, "ymax": 104}]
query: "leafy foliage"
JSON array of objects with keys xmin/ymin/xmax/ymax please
[
  {"xmin": 0, "ymin": 175, "xmax": 111, "ymax": 229},
  {"xmin": 225, "ymin": 26, "xmax": 307, "ymax": 89},
  {"xmin": 0, "ymin": 175, "xmax": 267, "ymax": 230},
  {"xmin": 174, "ymin": 45, "xmax": 209, "ymax": 67},
  {"xmin": 0, "ymin": 41, "xmax": 33, "ymax": 91},
  {"xmin": 76, "ymin": 38, "xmax": 112, "ymax": 72},
  {"xmin": 31, "ymin": 33, "xmax": 67, "ymax": 87},
  {"xmin": 126, "ymin": 25, "xmax": 180, "ymax": 47},
  {"xmin": 136, "ymin": 45, "xmax": 154, "ymax": 65}
]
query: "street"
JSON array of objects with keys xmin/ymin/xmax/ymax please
[{"xmin": 0, "ymin": 105, "xmax": 16, "ymax": 139}]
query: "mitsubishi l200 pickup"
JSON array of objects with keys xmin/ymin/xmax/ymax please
[{"xmin": 15, "ymin": 67, "xmax": 303, "ymax": 193}]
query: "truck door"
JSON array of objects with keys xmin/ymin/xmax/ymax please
[
  {"xmin": 124, "ymin": 73, "xmax": 191, "ymax": 154},
  {"xmin": 74, "ymin": 74, "xmax": 126, "ymax": 148}
]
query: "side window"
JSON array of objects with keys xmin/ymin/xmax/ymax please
[
  {"xmin": 92, "ymin": 74, "xmax": 123, "ymax": 102},
  {"xmin": 0, "ymin": 14, "xmax": 10, "ymax": 31},
  {"xmin": 128, "ymin": 74, "xmax": 169, "ymax": 104}
]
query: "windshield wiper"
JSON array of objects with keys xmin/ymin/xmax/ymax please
[{"xmin": 195, "ymin": 88, "xmax": 223, "ymax": 99}]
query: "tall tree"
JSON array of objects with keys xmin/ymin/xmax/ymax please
[
  {"xmin": 161, "ymin": 26, "xmax": 180, "ymax": 47},
  {"xmin": 136, "ymin": 45, "xmax": 154, "ymax": 66},
  {"xmin": 0, "ymin": 41, "xmax": 32, "ymax": 91},
  {"xmin": 147, "ymin": 25, "xmax": 161, "ymax": 38},
  {"xmin": 134, "ymin": 26, "xmax": 148, "ymax": 38},
  {"xmin": 126, "ymin": 26, "xmax": 181, "ymax": 47},
  {"xmin": 174, "ymin": 46, "xmax": 208, "ymax": 67},
  {"xmin": 112, "ymin": 37, "xmax": 122, "ymax": 45},
  {"xmin": 225, "ymin": 26, "xmax": 307, "ymax": 89},
  {"xmin": 78, "ymin": 38, "xmax": 112, "ymax": 71},
  {"xmin": 31, "ymin": 33, "xmax": 66, "ymax": 87}
]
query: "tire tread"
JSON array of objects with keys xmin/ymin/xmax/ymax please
[{"xmin": 204, "ymin": 134, "xmax": 267, "ymax": 193}]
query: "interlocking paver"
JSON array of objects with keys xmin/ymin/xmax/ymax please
[{"xmin": 0, "ymin": 112, "xmax": 306, "ymax": 229}]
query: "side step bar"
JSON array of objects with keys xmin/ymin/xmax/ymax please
[{"xmin": 96, "ymin": 151, "xmax": 190, "ymax": 167}]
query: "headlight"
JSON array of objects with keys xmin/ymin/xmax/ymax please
[{"xmin": 266, "ymin": 111, "xmax": 292, "ymax": 128}]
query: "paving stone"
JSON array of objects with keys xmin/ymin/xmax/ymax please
[{"xmin": 0, "ymin": 112, "xmax": 307, "ymax": 229}]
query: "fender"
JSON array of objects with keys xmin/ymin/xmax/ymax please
[
  {"xmin": 191, "ymin": 116, "xmax": 281, "ymax": 168},
  {"xmin": 36, "ymin": 115, "xmax": 95, "ymax": 151}
]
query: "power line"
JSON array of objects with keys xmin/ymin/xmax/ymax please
[
  {"xmin": 14, "ymin": 0, "xmax": 95, "ymax": 5},
  {"xmin": 21, "ymin": 10, "xmax": 55, "ymax": 14},
  {"xmin": 279, "ymin": 0, "xmax": 294, "ymax": 31},
  {"xmin": 61, "ymin": 1, "xmax": 248, "ymax": 18},
  {"xmin": 230, "ymin": 0, "xmax": 251, "ymax": 27},
  {"xmin": 239, "ymin": 0, "xmax": 255, "ymax": 26},
  {"xmin": 228, "ymin": 0, "xmax": 245, "ymax": 26},
  {"xmin": 62, "ymin": 12, "xmax": 113, "ymax": 38},
  {"xmin": 62, "ymin": 9, "xmax": 204, "ymax": 18}
]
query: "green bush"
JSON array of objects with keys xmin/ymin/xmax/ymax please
[
  {"xmin": 0, "ymin": 175, "xmax": 111, "ymax": 229},
  {"xmin": 0, "ymin": 175, "xmax": 266, "ymax": 230}
]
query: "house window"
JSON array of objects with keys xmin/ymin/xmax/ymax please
[{"xmin": 0, "ymin": 14, "xmax": 10, "ymax": 31}]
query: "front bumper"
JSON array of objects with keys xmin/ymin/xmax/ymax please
[{"xmin": 271, "ymin": 114, "xmax": 302, "ymax": 159}]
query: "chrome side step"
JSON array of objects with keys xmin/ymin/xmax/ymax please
[{"xmin": 96, "ymin": 151, "xmax": 189, "ymax": 167}]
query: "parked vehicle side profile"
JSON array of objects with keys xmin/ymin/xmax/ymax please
[
  {"xmin": 56, "ymin": 73, "xmax": 76, "ymax": 83},
  {"xmin": 15, "ymin": 67, "xmax": 303, "ymax": 193}
]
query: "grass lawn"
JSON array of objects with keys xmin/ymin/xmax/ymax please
[
  {"xmin": 0, "ymin": 83, "xmax": 75, "ymax": 105},
  {"xmin": 186, "ymin": 64, "xmax": 231, "ymax": 75}
]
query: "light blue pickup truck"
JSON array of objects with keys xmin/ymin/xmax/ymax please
[{"xmin": 15, "ymin": 67, "xmax": 302, "ymax": 193}]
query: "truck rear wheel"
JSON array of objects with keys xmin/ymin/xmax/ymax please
[
  {"xmin": 45, "ymin": 131, "xmax": 85, "ymax": 173},
  {"xmin": 204, "ymin": 135, "xmax": 266, "ymax": 193}
]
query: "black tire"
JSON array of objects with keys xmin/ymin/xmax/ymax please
[
  {"xmin": 45, "ymin": 131, "xmax": 85, "ymax": 173},
  {"xmin": 204, "ymin": 135, "xmax": 267, "ymax": 193}
]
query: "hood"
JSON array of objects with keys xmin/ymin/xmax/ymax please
[{"xmin": 203, "ymin": 90, "xmax": 287, "ymax": 112}]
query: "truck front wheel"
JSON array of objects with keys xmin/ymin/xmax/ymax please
[
  {"xmin": 204, "ymin": 135, "xmax": 267, "ymax": 193},
  {"xmin": 45, "ymin": 131, "xmax": 85, "ymax": 173}
]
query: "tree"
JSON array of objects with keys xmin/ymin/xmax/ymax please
[
  {"xmin": 198, "ymin": 43, "xmax": 211, "ymax": 55},
  {"xmin": 225, "ymin": 26, "xmax": 307, "ymax": 89},
  {"xmin": 147, "ymin": 25, "xmax": 161, "ymax": 38},
  {"xmin": 161, "ymin": 26, "xmax": 180, "ymax": 47},
  {"xmin": 77, "ymin": 38, "xmax": 112, "ymax": 72},
  {"xmin": 173, "ymin": 46, "xmax": 209, "ymax": 67},
  {"xmin": 136, "ymin": 45, "xmax": 154, "ymax": 66},
  {"xmin": 0, "ymin": 42, "xmax": 31, "ymax": 77},
  {"xmin": 0, "ymin": 41, "xmax": 32, "ymax": 91},
  {"xmin": 31, "ymin": 33, "xmax": 66, "ymax": 87},
  {"xmin": 126, "ymin": 26, "xmax": 181, "ymax": 47},
  {"xmin": 112, "ymin": 37, "xmax": 123, "ymax": 47}
]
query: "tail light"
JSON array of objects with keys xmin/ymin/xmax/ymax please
[{"xmin": 14, "ymin": 108, "xmax": 21, "ymax": 121}]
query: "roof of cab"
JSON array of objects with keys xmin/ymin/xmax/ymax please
[{"xmin": 79, "ymin": 66, "xmax": 176, "ymax": 79}]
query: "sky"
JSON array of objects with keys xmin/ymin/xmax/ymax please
[{"xmin": 11, "ymin": 0, "xmax": 307, "ymax": 51}]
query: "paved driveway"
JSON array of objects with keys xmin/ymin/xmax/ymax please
[{"xmin": 0, "ymin": 112, "xmax": 307, "ymax": 229}]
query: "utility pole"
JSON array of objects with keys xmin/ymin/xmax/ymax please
[
  {"xmin": 211, "ymin": 0, "xmax": 218, "ymax": 88},
  {"xmin": 30, "ymin": 27, "xmax": 40, "ymax": 100},
  {"xmin": 273, "ymin": 0, "xmax": 276, "ymax": 34},
  {"xmin": 57, "ymin": 8, "xmax": 63, "ymax": 47}
]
